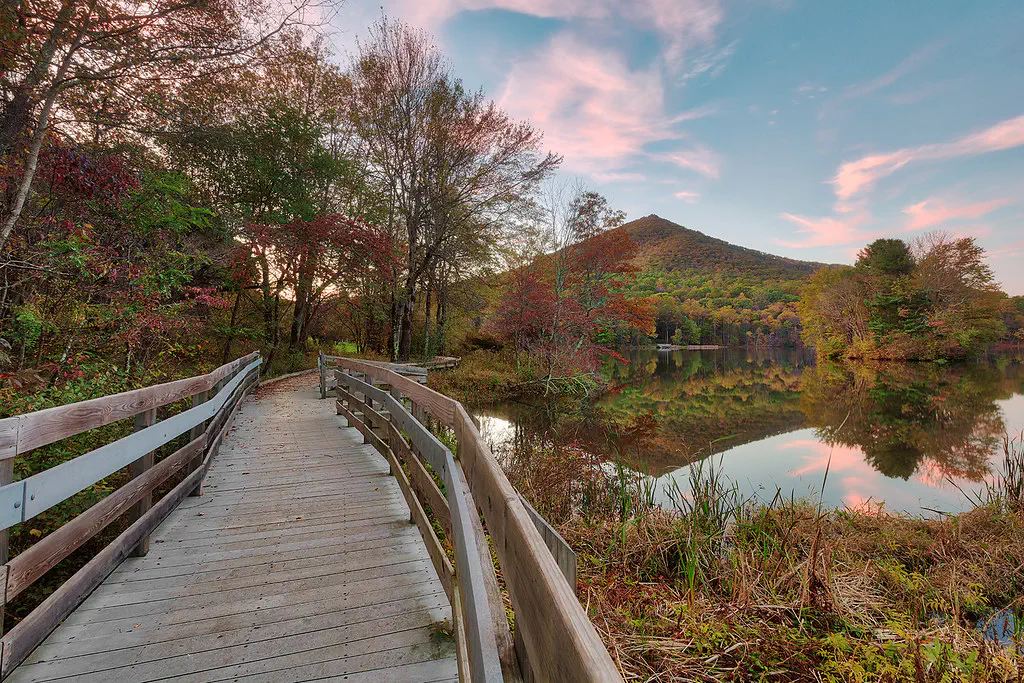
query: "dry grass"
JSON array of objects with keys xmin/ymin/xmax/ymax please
[
  {"xmin": 505, "ymin": 436, "xmax": 1024, "ymax": 682},
  {"xmin": 562, "ymin": 503, "xmax": 1023, "ymax": 682}
]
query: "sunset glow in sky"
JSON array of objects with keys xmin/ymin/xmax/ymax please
[{"xmin": 335, "ymin": 1, "xmax": 1024, "ymax": 293}]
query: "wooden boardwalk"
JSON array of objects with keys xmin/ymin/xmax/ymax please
[{"xmin": 9, "ymin": 376, "xmax": 457, "ymax": 683}]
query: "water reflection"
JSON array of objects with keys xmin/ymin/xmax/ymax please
[{"xmin": 474, "ymin": 349, "xmax": 1024, "ymax": 515}]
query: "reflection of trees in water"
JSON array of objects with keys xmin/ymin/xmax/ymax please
[
  {"xmin": 801, "ymin": 360, "xmax": 1023, "ymax": 481},
  {"xmin": 597, "ymin": 348, "xmax": 812, "ymax": 470},
  {"xmin": 482, "ymin": 349, "xmax": 813, "ymax": 473},
  {"xmin": 480, "ymin": 350, "xmax": 1024, "ymax": 485}
]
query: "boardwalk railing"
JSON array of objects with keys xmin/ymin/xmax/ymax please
[
  {"xmin": 332, "ymin": 358, "xmax": 621, "ymax": 683},
  {"xmin": 0, "ymin": 352, "xmax": 262, "ymax": 678}
]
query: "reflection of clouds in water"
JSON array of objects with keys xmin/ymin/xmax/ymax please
[
  {"xmin": 651, "ymin": 415, "xmax": 1012, "ymax": 515},
  {"xmin": 783, "ymin": 439, "xmax": 862, "ymax": 477},
  {"xmin": 474, "ymin": 351, "xmax": 1024, "ymax": 517}
]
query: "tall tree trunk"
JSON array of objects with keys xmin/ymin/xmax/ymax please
[
  {"xmin": 435, "ymin": 296, "xmax": 446, "ymax": 355},
  {"xmin": 398, "ymin": 287, "xmax": 415, "ymax": 361},
  {"xmin": 0, "ymin": 0, "xmax": 76, "ymax": 155},
  {"xmin": 422, "ymin": 283, "xmax": 432, "ymax": 358},
  {"xmin": 221, "ymin": 288, "xmax": 243, "ymax": 363},
  {"xmin": 0, "ymin": 0, "xmax": 95, "ymax": 251}
]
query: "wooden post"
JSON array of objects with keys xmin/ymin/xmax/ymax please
[
  {"xmin": 187, "ymin": 388, "xmax": 210, "ymax": 497},
  {"xmin": 318, "ymin": 351, "xmax": 326, "ymax": 399},
  {"xmin": 0, "ymin": 419, "xmax": 17, "ymax": 568},
  {"xmin": 0, "ymin": 419, "xmax": 16, "ymax": 644},
  {"xmin": 127, "ymin": 409, "xmax": 157, "ymax": 556}
]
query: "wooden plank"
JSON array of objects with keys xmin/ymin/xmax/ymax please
[
  {"xmin": 450, "ymin": 404, "xmax": 618, "ymax": 682},
  {"xmin": 339, "ymin": 374, "xmax": 449, "ymax": 475},
  {"xmin": 459, "ymin": 461, "xmax": 521, "ymax": 682},
  {"xmin": 335, "ymin": 360, "xmax": 457, "ymax": 426},
  {"xmin": 0, "ymin": 420, "xmax": 19, "ymax": 566},
  {"xmin": 444, "ymin": 452, "xmax": 504, "ymax": 682},
  {"xmin": 3, "ymin": 436, "xmax": 205, "ymax": 603},
  {"xmin": 0, "ymin": 352, "xmax": 258, "ymax": 459},
  {"xmin": 519, "ymin": 495, "xmax": 576, "ymax": 590},
  {"xmin": 127, "ymin": 408, "xmax": 156, "ymax": 557}
]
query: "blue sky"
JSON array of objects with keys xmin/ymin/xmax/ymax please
[{"xmin": 333, "ymin": 1, "xmax": 1024, "ymax": 293}]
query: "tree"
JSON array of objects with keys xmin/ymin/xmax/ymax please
[
  {"xmin": 346, "ymin": 17, "xmax": 559, "ymax": 360},
  {"xmin": 799, "ymin": 234, "xmax": 1006, "ymax": 360},
  {"xmin": 494, "ymin": 186, "xmax": 653, "ymax": 380},
  {"xmin": 0, "ymin": 0, "xmax": 333, "ymax": 251},
  {"xmin": 856, "ymin": 238, "xmax": 915, "ymax": 276}
]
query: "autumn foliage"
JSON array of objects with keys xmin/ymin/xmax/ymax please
[{"xmin": 494, "ymin": 191, "xmax": 653, "ymax": 378}]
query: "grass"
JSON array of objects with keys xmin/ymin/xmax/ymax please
[
  {"xmin": 427, "ymin": 349, "xmax": 601, "ymax": 404},
  {"xmin": 500, "ymin": 433, "xmax": 1024, "ymax": 682}
]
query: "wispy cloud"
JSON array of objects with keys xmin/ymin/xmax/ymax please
[
  {"xmin": 777, "ymin": 211, "xmax": 873, "ymax": 248},
  {"xmin": 658, "ymin": 145, "xmax": 722, "ymax": 179},
  {"xmin": 674, "ymin": 190, "xmax": 701, "ymax": 203},
  {"xmin": 819, "ymin": 43, "xmax": 943, "ymax": 120},
  {"xmin": 498, "ymin": 33, "xmax": 677, "ymax": 172},
  {"xmin": 498, "ymin": 33, "xmax": 722, "ymax": 178},
  {"xmin": 902, "ymin": 197, "xmax": 1011, "ymax": 232},
  {"xmin": 591, "ymin": 171, "xmax": 647, "ymax": 183},
  {"xmin": 390, "ymin": 0, "xmax": 726, "ymax": 70},
  {"xmin": 832, "ymin": 114, "xmax": 1024, "ymax": 202},
  {"xmin": 989, "ymin": 242, "xmax": 1024, "ymax": 260}
]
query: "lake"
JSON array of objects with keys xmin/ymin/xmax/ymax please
[{"xmin": 474, "ymin": 348, "xmax": 1024, "ymax": 515}]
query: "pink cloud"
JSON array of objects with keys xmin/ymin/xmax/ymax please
[
  {"xmin": 498, "ymin": 34, "xmax": 720, "ymax": 177},
  {"xmin": 989, "ymin": 242, "xmax": 1024, "ymax": 260},
  {"xmin": 832, "ymin": 114, "xmax": 1024, "ymax": 202},
  {"xmin": 390, "ymin": 0, "xmax": 724, "ymax": 70},
  {"xmin": 777, "ymin": 211, "xmax": 873, "ymax": 248},
  {"xmin": 674, "ymin": 190, "xmax": 701, "ymax": 203},
  {"xmin": 902, "ymin": 197, "xmax": 1011, "ymax": 232},
  {"xmin": 660, "ymin": 146, "xmax": 722, "ymax": 179},
  {"xmin": 590, "ymin": 171, "xmax": 647, "ymax": 183},
  {"xmin": 497, "ymin": 35, "xmax": 670, "ymax": 171}
]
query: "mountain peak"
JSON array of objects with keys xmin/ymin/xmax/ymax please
[{"xmin": 611, "ymin": 215, "xmax": 824, "ymax": 278}]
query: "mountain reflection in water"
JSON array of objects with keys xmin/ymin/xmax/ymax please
[{"xmin": 473, "ymin": 348, "xmax": 1024, "ymax": 515}]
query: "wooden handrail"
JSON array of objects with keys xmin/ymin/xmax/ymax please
[
  {"xmin": 0, "ymin": 351, "xmax": 260, "ymax": 460},
  {"xmin": 0, "ymin": 354, "xmax": 262, "ymax": 679},
  {"xmin": 0, "ymin": 358, "xmax": 262, "ymax": 531},
  {"xmin": 338, "ymin": 371, "xmax": 505, "ymax": 682},
  {"xmin": 332, "ymin": 358, "xmax": 621, "ymax": 683}
]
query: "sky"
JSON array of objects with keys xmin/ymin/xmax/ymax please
[{"xmin": 330, "ymin": 1, "xmax": 1024, "ymax": 294}]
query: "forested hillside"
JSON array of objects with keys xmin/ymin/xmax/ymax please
[{"xmin": 611, "ymin": 215, "xmax": 826, "ymax": 347}]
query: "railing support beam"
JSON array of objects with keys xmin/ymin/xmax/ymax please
[{"xmin": 127, "ymin": 408, "xmax": 157, "ymax": 556}]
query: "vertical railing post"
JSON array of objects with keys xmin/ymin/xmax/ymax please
[
  {"xmin": 0, "ymin": 419, "xmax": 17, "ymax": 643},
  {"xmin": 0, "ymin": 423, "xmax": 15, "ymax": 567},
  {"xmin": 127, "ymin": 408, "xmax": 157, "ymax": 556},
  {"xmin": 318, "ymin": 351, "xmax": 326, "ymax": 399},
  {"xmin": 188, "ymin": 386, "xmax": 211, "ymax": 497},
  {"xmin": 335, "ymin": 370, "xmax": 344, "ymax": 415}
]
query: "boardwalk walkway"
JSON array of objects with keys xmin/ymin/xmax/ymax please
[{"xmin": 9, "ymin": 376, "xmax": 457, "ymax": 683}]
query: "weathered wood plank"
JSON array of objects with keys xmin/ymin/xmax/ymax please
[
  {"xmin": 343, "ymin": 359, "xmax": 620, "ymax": 682},
  {"xmin": 0, "ymin": 449, "xmax": 207, "ymax": 678},
  {"xmin": 0, "ymin": 359, "xmax": 260, "ymax": 531},
  {"xmin": 390, "ymin": 424, "xmax": 452, "ymax": 538}
]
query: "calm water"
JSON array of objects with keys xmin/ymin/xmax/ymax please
[{"xmin": 474, "ymin": 349, "xmax": 1024, "ymax": 515}]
